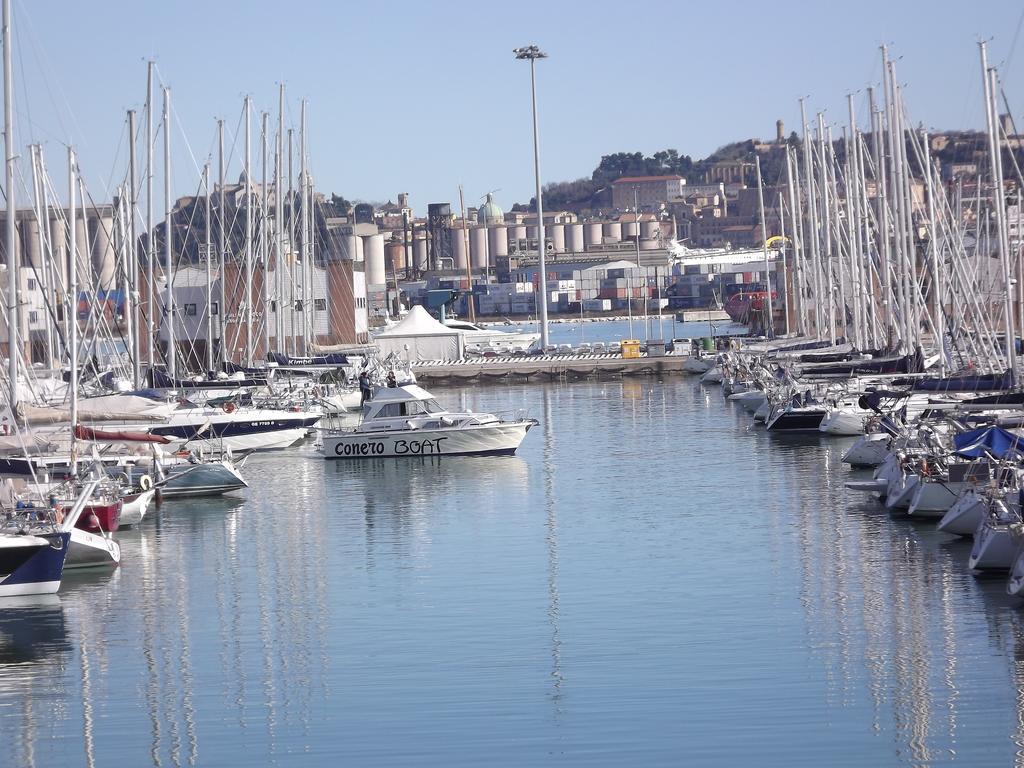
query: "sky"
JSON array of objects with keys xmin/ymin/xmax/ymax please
[{"xmin": 10, "ymin": 0, "xmax": 1024, "ymax": 215}]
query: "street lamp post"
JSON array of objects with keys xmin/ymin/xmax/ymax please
[{"xmin": 514, "ymin": 44, "xmax": 550, "ymax": 349}]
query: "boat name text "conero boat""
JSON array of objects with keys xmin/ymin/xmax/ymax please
[{"xmin": 334, "ymin": 437, "xmax": 450, "ymax": 457}]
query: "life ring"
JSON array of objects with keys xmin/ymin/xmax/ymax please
[
  {"xmin": 139, "ymin": 474, "xmax": 153, "ymax": 491},
  {"xmin": 222, "ymin": 402, "xmax": 237, "ymax": 414}
]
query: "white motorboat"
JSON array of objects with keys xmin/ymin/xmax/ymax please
[
  {"xmin": 443, "ymin": 319, "xmax": 540, "ymax": 353},
  {"xmin": 143, "ymin": 404, "xmax": 321, "ymax": 452},
  {"xmin": 819, "ymin": 406, "xmax": 869, "ymax": 436},
  {"xmin": 320, "ymin": 385, "xmax": 537, "ymax": 460},
  {"xmin": 118, "ymin": 487, "xmax": 157, "ymax": 527}
]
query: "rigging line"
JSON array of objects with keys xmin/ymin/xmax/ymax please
[
  {"xmin": 15, "ymin": 3, "xmax": 71, "ymax": 149},
  {"xmin": 1004, "ymin": 6, "xmax": 1024, "ymax": 73}
]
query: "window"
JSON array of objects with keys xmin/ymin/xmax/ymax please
[
  {"xmin": 270, "ymin": 300, "xmax": 277, "ymax": 312},
  {"xmin": 315, "ymin": 298, "xmax": 326, "ymax": 311},
  {"xmin": 26, "ymin": 279, "xmax": 36, "ymax": 291},
  {"xmin": 28, "ymin": 311, "xmax": 38, "ymax": 323},
  {"xmin": 210, "ymin": 302, "xmax": 219, "ymax": 316},
  {"xmin": 375, "ymin": 403, "xmax": 403, "ymax": 418},
  {"xmin": 295, "ymin": 300, "xmax": 304, "ymax": 312},
  {"xmin": 184, "ymin": 303, "xmax": 197, "ymax": 317}
]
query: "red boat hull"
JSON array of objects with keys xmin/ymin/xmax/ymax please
[{"xmin": 72, "ymin": 500, "xmax": 122, "ymax": 534}]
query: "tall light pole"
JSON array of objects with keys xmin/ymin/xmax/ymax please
[{"xmin": 514, "ymin": 44, "xmax": 550, "ymax": 349}]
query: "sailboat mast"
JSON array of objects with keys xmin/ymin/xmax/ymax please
[
  {"xmin": 3, "ymin": 0, "xmax": 17, "ymax": 419},
  {"xmin": 162, "ymin": 87, "xmax": 176, "ymax": 380},
  {"xmin": 29, "ymin": 145, "xmax": 53, "ymax": 370},
  {"xmin": 260, "ymin": 111, "xmax": 270, "ymax": 360},
  {"xmin": 68, "ymin": 148, "xmax": 78, "ymax": 469},
  {"xmin": 204, "ymin": 163, "xmax": 213, "ymax": 374},
  {"xmin": 244, "ymin": 97, "xmax": 253, "ymax": 367},
  {"xmin": 275, "ymin": 85, "xmax": 285, "ymax": 353},
  {"xmin": 146, "ymin": 61, "xmax": 155, "ymax": 372},
  {"xmin": 755, "ymin": 156, "xmax": 774, "ymax": 339},
  {"xmin": 217, "ymin": 119, "xmax": 226, "ymax": 366},
  {"xmin": 299, "ymin": 100, "xmax": 308, "ymax": 356},
  {"xmin": 127, "ymin": 110, "xmax": 140, "ymax": 387}
]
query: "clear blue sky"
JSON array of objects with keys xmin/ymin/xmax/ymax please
[{"xmin": 11, "ymin": 0, "xmax": 1024, "ymax": 214}]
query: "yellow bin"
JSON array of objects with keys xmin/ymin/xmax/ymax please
[{"xmin": 621, "ymin": 339, "xmax": 642, "ymax": 359}]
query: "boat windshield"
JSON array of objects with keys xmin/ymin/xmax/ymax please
[{"xmin": 373, "ymin": 398, "xmax": 446, "ymax": 418}]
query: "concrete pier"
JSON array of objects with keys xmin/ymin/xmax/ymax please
[{"xmin": 411, "ymin": 353, "xmax": 690, "ymax": 384}]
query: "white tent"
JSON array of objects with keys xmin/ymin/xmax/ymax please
[{"xmin": 374, "ymin": 305, "xmax": 465, "ymax": 361}]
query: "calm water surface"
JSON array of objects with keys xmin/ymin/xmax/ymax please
[{"xmin": 2, "ymin": 377, "xmax": 1024, "ymax": 766}]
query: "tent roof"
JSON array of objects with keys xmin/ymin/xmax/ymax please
[{"xmin": 375, "ymin": 305, "xmax": 459, "ymax": 337}]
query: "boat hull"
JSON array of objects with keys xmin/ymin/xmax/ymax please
[
  {"xmin": 322, "ymin": 421, "xmax": 534, "ymax": 460},
  {"xmin": 66, "ymin": 528, "xmax": 120, "ymax": 569},
  {"xmin": 0, "ymin": 532, "xmax": 70, "ymax": 597}
]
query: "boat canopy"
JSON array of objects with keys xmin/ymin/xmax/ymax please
[{"xmin": 953, "ymin": 426, "xmax": 1024, "ymax": 459}]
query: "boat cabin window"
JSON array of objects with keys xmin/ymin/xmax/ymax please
[{"xmin": 375, "ymin": 399, "xmax": 444, "ymax": 417}]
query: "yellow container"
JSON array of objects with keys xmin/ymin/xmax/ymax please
[{"xmin": 621, "ymin": 339, "xmax": 641, "ymax": 359}]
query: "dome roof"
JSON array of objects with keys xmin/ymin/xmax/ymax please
[{"xmin": 478, "ymin": 192, "xmax": 504, "ymax": 225}]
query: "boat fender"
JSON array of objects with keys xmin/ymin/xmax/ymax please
[
  {"xmin": 222, "ymin": 402, "xmax": 237, "ymax": 414},
  {"xmin": 88, "ymin": 513, "xmax": 100, "ymax": 529},
  {"xmin": 139, "ymin": 474, "xmax": 153, "ymax": 492}
]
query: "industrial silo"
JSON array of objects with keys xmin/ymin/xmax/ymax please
[
  {"xmin": 470, "ymin": 226, "xmax": 488, "ymax": 270},
  {"xmin": 603, "ymin": 221, "xmax": 622, "ymax": 242},
  {"xmin": 92, "ymin": 214, "xmax": 116, "ymax": 290},
  {"xmin": 450, "ymin": 227, "xmax": 468, "ymax": 271},
  {"xmin": 21, "ymin": 220, "xmax": 40, "ymax": 269},
  {"xmin": 354, "ymin": 234, "xmax": 365, "ymax": 262},
  {"xmin": 488, "ymin": 225, "xmax": 508, "ymax": 258},
  {"xmin": 548, "ymin": 224, "xmax": 565, "ymax": 253},
  {"xmin": 565, "ymin": 223, "xmax": 583, "ymax": 252},
  {"xmin": 621, "ymin": 220, "xmax": 639, "ymax": 239},
  {"xmin": 49, "ymin": 216, "xmax": 68, "ymax": 286},
  {"xmin": 385, "ymin": 239, "xmax": 405, "ymax": 275},
  {"xmin": 639, "ymin": 238, "xmax": 659, "ymax": 250},
  {"xmin": 583, "ymin": 222, "xmax": 602, "ymax": 248},
  {"xmin": 341, "ymin": 234, "xmax": 360, "ymax": 261},
  {"xmin": 363, "ymin": 233, "xmax": 386, "ymax": 286},
  {"xmin": 640, "ymin": 220, "xmax": 660, "ymax": 239},
  {"xmin": 413, "ymin": 235, "xmax": 428, "ymax": 271},
  {"xmin": 508, "ymin": 224, "xmax": 526, "ymax": 251}
]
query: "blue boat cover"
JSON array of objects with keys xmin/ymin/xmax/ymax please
[{"xmin": 953, "ymin": 426, "xmax": 1024, "ymax": 459}]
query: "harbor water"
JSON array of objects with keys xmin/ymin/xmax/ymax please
[{"xmin": 3, "ymin": 377, "xmax": 1024, "ymax": 765}]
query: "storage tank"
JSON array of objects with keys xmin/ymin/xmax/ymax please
[
  {"xmin": 49, "ymin": 217, "xmax": 68, "ymax": 286},
  {"xmin": 363, "ymin": 233, "xmax": 386, "ymax": 286},
  {"xmin": 413, "ymin": 236, "xmax": 428, "ymax": 271},
  {"xmin": 622, "ymin": 220, "xmax": 639, "ymax": 239},
  {"xmin": 508, "ymin": 224, "xmax": 526, "ymax": 251},
  {"xmin": 354, "ymin": 234, "xmax": 364, "ymax": 262},
  {"xmin": 450, "ymin": 227, "xmax": 468, "ymax": 270},
  {"xmin": 639, "ymin": 238, "xmax": 659, "ymax": 250},
  {"xmin": 470, "ymin": 226, "xmax": 488, "ymax": 270},
  {"xmin": 488, "ymin": 225, "xmax": 508, "ymax": 258},
  {"xmin": 565, "ymin": 223, "xmax": 584, "ymax": 252},
  {"xmin": 20, "ymin": 220, "xmax": 40, "ymax": 269},
  {"xmin": 341, "ymin": 234, "xmax": 360, "ymax": 261},
  {"xmin": 385, "ymin": 239, "xmax": 405, "ymax": 274},
  {"xmin": 548, "ymin": 224, "xmax": 565, "ymax": 253},
  {"xmin": 640, "ymin": 220, "xmax": 660, "ymax": 239},
  {"xmin": 92, "ymin": 215, "xmax": 116, "ymax": 290},
  {"xmin": 583, "ymin": 222, "xmax": 602, "ymax": 248},
  {"xmin": 602, "ymin": 222, "xmax": 622, "ymax": 242}
]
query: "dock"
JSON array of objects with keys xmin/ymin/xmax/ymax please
[{"xmin": 411, "ymin": 353, "xmax": 691, "ymax": 384}]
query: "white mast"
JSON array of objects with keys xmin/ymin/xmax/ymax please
[
  {"xmin": 204, "ymin": 163, "xmax": 213, "ymax": 374},
  {"xmin": 276, "ymin": 85, "xmax": 285, "ymax": 353},
  {"xmin": 980, "ymin": 42, "xmax": 1017, "ymax": 380},
  {"xmin": 3, "ymin": 0, "xmax": 17, "ymax": 419},
  {"xmin": 799, "ymin": 97, "xmax": 822, "ymax": 339},
  {"xmin": 755, "ymin": 156, "xmax": 774, "ymax": 339},
  {"xmin": 217, "ymin": 119, "xmax": 226, "ymax": 366},
  {"xmin": 29, "ymin": 145, "xmax": 54, "ymax": 370},
  {"xmin": 299, "ymin": 100, "xmax": 308, "ymax": 356},
  {"xmin": 163, "ymin": 87, "xmax": 175, "ymax": 381},
  {"xmin": 244, "ymin": 96, "xmax": 253, "ymax": 367},
  {"xmin": 260, "ymin": 111, "xmax": 270, "ymax": 360},
  {"xmin": 127, "ymin": 110, "xmax": 140, "ymax": 387},
  {"xmin": 146, "ymin": 60, "xmax": 155, "ymax": 372},
  {"xmin": 287, "ymin": 128, "xmax": 295, "ymax": 355},
  {"xmin": 68, "ymin": 147, "xmax": 78, "ymax": 471}
]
